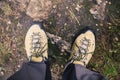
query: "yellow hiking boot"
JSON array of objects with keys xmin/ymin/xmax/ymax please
[
  {"xmin": 70, "ymin": 29, "xmax": 95, "ymax": 66},
  {"xmin": 25, "ymin": 22, "xmax": 48, "ymax": 62}
]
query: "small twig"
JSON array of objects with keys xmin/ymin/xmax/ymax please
[
  {"xmin": 68, "ymin": 9, "xmax": 80, "ymax": 26},
  {"xmin": 61, "ymin": 0, "xmax": 80, "ymax": 26}
]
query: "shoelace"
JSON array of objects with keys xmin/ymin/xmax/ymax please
[
  {"xmin": 73, "ymin": 37, "xmax": 92, "ymax": 64},
  {"xmin": 30, "ymin": 32, "xmax": 47, "ymax": 58}
]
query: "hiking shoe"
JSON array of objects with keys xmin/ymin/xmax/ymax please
[
  {"xmin": 25, "ymin": 23, "xmax": 48, "ymax": 62},
  {"xmin": 70, "ymin": 29, "xmax": 95, "ymax": 66}
]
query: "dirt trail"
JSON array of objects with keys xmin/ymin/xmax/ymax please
[{"xmin": 0, "ymin": 0, "xmax": 120, "ymax": 80}]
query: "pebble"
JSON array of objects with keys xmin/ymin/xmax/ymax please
[
  {"xmin": 97, "ymin": 28, "xmax": 100, "ymax": 31},
  {"xmin": 49, "ymin": 22, "xmax": 52, "ymax": 25},
  {"xmin": 18, "ymin": 65, "xmax": 20, "ymax": 68},
  {"xmin": 53, "ymin": 5, "xmax": 56, "ymax": 9},
  {"xmin": 64, "ymin": 23, "xmax": 67, "ymax": 26},
  {"xmin": 96, "ymin": 24, "xmax": 98, "ymax": 26},
  {"xmin": 115, "ymin": 37, "xmax": 118, "ymax": 41},
  {"xmin": 108, "ymin": 26, "xmax": 111, "ymax": 29},
  {"xmin": 61, "ymin": 65, "xmax": 64, "ymax": 68},
  {"xmin": 107, "ymin": 23, "xmax": 112, "ymax": 25},
  {"xmin": 1, "ymin": 71, "xmax": 4, "ymax": 76},
  {"xmin": 57, "ymin": 13, "xmax": 61, "ymax": 17},
  {"xmin": 66, "ymin": 6, "xmax": 68, "ymax": 9},
  {"xmin": 7, "ymin": 20, "xmax": 11, "ymax": 24},
  {"xmin": 89, "ymin": 8, "xmax": 98, "ymax": 14},
  {"xmin": 75, "ymin": 5, "xmax": 83, "ymax": 11},
  {"xmin": 17, "ymin": 22, "xmax": 22, "ymax": 27},
  {"xmin": 96, "ymin": 0, "xmax": 102, "ymax": 5},
  {"xmin": 108, "ymin": 2, "xmax": 111, "ymax": 5}
]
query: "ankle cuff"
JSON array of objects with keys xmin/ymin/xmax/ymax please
[
  {"xmin": 73, "ymin": 61, "xmax": 86, "ymax": 66},
  {"xmin": 31, "ymin": 57, "xmax": 43, "ymax": 62}
]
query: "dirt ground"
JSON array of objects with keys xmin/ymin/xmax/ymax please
[{"xmin": 0, "ymin": 0, "xmax": 120, "ymax": 80}]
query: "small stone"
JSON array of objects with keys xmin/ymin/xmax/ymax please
[
  {"xmin": 51, "ymin": 69, "xmax": 53, "ymax": 72},
  {"xmin": 1, "ymin": 71, "xmax": 4, "ymax": 76},
  {"xmin": 107, "ymin": 23, "xmax": 112, "ymax": 25},
  {"xmin": 96, "ymin": 24, "xmax": 98, "ymax": 26},
  {"xmin": 53, "ymin": 5, "xmax": 56, "ymax": 8},
  {"xmin": 96, "ymin": 0, "xmax": 102, "ymax": 5},
  {"xmin": 115, "ymin": 37, "xmax": 118, "ymax": 41},
  {"xmin": 7, "ymin": 20, "xmax": 11, "ymax": 24},
  {"xmin": 75, "ymin": 5, "xmax": 83, "ymax": 11},
  {"xmin": 113, "ymin": 50, "xmax": 117, "ymax": 53},
  {"xmin": 49, "ymin": 22, "xmax": 52, "ymax": 24},
  {"xmin": 90, "ymin": 0, "xmax": 107, "ymax": 20},
  {"xmin": 61, "ymin": 65, "xmax": 64, "ymax": 68},
  {"xmin": 66, "ymin": 6, "xmax": 68, "ymax": 9},
  {"xmin": 57, "ymin": 13, "xmax": 61, "ymax": 17},
  {"xmin": 17, "ymin": 22, "xmax": 22, "ymax": 27},
  {"xmin": 97, "ymin": 28, "xmax": 100, "ymax": 31},
  {"xmin": 108, "ymin": 26, "xmax": 111, "ymax": 29},
  {"xmin": 18, "ymin": 65, "xmax": 20, "ymax": 68},
  {"xmin": 61, "ymin": 49, "xmax": 64, "ymax": 52},
  {"xmin": 105, "ymin": 1, "xmax": 108, "ymax": 3},
  {"xmin": 64, "ymin": 23, "xmax": 67, "ymax": 26},
  {"xmin": 89, "ymin": 8, "xmax": 98, "ymax": 14},
  {"xmin": 108, "ymin": 2, "xmax": 111, "ymax": 5}
]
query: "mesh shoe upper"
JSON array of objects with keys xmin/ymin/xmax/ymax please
[
  {"xmin": 70, "ymin": 30, "xmax": 95, "ymax": 66},
  {"xmin": 25, "ymin": 23, "xmax": 48, "ymax": 62}
]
